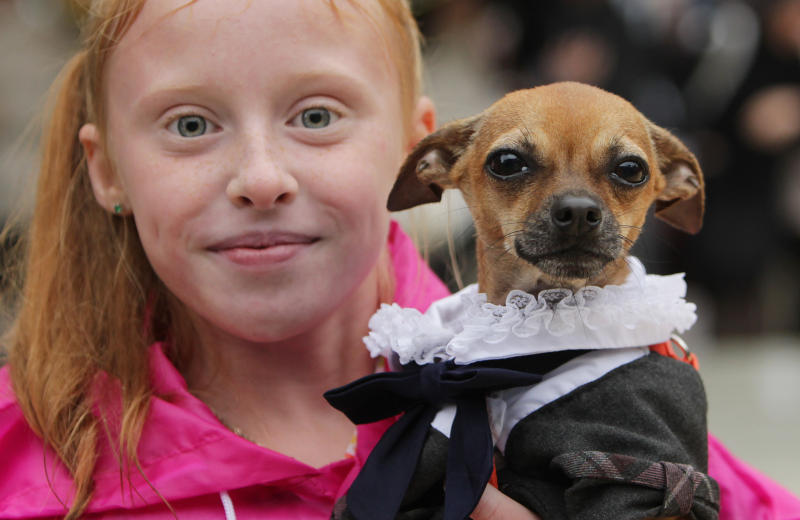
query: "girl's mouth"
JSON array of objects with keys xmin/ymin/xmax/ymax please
[{"xmin": 209, "ymin": 232, "xmax": 320, "ymax": 267}]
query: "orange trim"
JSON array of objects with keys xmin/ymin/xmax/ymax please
[
  {"xmin": 649, "ymin": 340, "xmax": 700, "ymax": 370},
  {"xmin": 489, "ymin": 462, "xmax": 499, "ymax": 488}
]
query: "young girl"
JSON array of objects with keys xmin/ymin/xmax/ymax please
[{"xmin": 0, "ymin": 1, "xmax": 796, "ymax": 519}]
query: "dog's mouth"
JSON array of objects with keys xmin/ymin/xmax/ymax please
[
  {"xmin": 514, "ymin": 242, "xmax": 616, "ymax": 280},
  {"xmin": 507, "ymin": 194, "xmax": 625, "ymax": 283}
]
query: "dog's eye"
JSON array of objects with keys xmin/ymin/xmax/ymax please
[
  {"xmin": 611, "ymin": 160, "xmax": 648, "ymax": 186},
  {"xmin": 486, "ymin": 150, "xmax": 530, "ymax": 178}
]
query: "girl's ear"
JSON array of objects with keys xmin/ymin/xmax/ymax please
[
  {"xmin": 79, "ymin": 123, "xmax": 129, "ymax": 214},
  {"xmin": 407, "ymin": 95, "xmax": 436, "ymax": 151}
]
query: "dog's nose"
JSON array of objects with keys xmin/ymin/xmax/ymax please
[{"xmin": 551, "ymin": 195, "xmax": 602, "ymax": 236}]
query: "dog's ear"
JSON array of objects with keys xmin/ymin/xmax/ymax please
[
  {"xmin": 388, "ymin": 115, "xmax": 481, "ymax": 211},
  {"xmin": 649, "ymin": 124, "xmax": 705, "ymax": 234}
]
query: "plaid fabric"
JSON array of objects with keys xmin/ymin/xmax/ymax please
[{"xmin": 553, "ymin": 451, "xmax": 720, "ymax": 518}]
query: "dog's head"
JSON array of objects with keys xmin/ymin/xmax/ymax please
[{"xmin": 390, "ymin": 82, "xmax": 704, "ymax": 302}]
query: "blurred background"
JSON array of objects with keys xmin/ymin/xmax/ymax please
[{"xmin": 1, "ymin": 0, "xmax": 798, "ymax": 494}]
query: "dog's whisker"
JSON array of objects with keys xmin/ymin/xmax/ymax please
[
  {"xmin": 477, "ymin": 234, "xmax": 513, "ymax": 255},
  {"xmin": 570, "ymin": 281, "xmax": 593, "ymax": 341},
  {"xmin": 622, "ymin": 256, "xmax": 648, "ymax": 289},
  {"xmin": 478, "ymin": 235, "xmax": 525, "ymax": 265},
  {"xmin": 502, "ymin": 231, "xmax": 525, "ymax": 240},
  {"xmin": 494, "ymin": 222, "xmax": 532, "ymax": 232},
  {"xmin": 617, "ymin": 234, "xmax": 636, "ymax": 249}
]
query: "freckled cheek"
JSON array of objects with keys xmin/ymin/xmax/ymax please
[
  {"xmin": 315, "ymin": 136, "xmax": 402, "ymax": 218},
  {"xmin": 122, "ymin": 156, "xmax": 221, "ymax": 246},
  {"xmin": 374, "ymin": 134, "xmax": 404, "ymax": 184},
  {"xmin": 316, "ymin": 169, "xmax": 389, "ymax": 226}
]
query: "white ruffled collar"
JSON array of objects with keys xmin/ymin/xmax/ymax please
[{"xmin": 364, "ymin": 257, "xmax": 696, "ymax": 365}]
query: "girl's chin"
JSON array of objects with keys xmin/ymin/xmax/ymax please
[{"xmin": 200, "ymin": 307, "xmax": 334, "ymax": 346}]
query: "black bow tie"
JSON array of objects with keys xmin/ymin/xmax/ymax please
[{"xmin": 324, "ymin": 350, "xmax": 588, "ymax": 520}]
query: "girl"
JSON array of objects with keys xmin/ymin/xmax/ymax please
[
  {"xmin": 0, "ymin": 0, "xmax": 532, "ymax": 518},
  {"xmin": 0, "ymin": 0, "xmax": 797, "ymax": 519}
]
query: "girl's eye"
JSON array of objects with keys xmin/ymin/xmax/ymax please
[
  {"xmin": 298, "ymin": 107, "xmax": 338, "ymax": 129},
  {"xmin": 171, "ymin": 115, "xmax": 208, "ymax": 138}
]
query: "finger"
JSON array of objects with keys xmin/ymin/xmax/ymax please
[{"xmin": 470, "ymin": 484, "xmax": 542, "ymax": 520}]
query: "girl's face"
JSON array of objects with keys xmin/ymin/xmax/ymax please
[{"xmin": 82, "ymin": 0, "xmax": 429, "ymax": 344}]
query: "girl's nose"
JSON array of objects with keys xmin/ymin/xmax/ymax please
[{"xmin": 226, "ymin": 143, "xmax": 299, "ymax": 210}]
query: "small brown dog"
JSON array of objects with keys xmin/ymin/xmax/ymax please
[
  {"xmin": 328, "ymin": 82, "xmax": 718, "ymax": 520},
  {"xmin": 390, "ymin": 81, "xmax": 703, "ymax": 303}
]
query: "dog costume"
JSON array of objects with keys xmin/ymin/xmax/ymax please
[{"xmin": 326, "ymin": 257, "xmax": 720, "ymax": 520}]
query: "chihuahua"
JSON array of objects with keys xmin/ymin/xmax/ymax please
[
  {"xmin": 390, "ymin": 81, "xmax": 703, "ymax": 302},
  {"xmin": 329, "ymin": 82, "xmax": 718, "ymax": 520}
]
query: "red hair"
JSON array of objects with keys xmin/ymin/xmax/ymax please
[{"xmin": 1, "ymin": 1, "xmax": 420, "ymax": 517}]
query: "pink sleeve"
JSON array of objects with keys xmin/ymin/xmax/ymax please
[
  {"xmin": 387, "ymin": 221, "xmax": 450, "ymax": 312},
  {"xmin": 709, "ymin": 433, "xmax": 800, "ymax": 520}
]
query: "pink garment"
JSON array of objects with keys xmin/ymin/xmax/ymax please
[
  {"xmin": 709, "ymin": 435, "xmax": 800, "ymax": 520},
  {"xmin": 0, "ymin": 222, "xmax": 449, "ymax": 519},
  {"xmin": 0, "ymin": 221, "xmax": 798, "ymax": 518}
]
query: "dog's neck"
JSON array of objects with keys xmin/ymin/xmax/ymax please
[{"xmin": 476, "ymin": 246, "xmax": 632, "ymax": 305}]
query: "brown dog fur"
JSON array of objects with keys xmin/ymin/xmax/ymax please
[{"xmin": 389, "ymin": 82, "xmax": 704, "ymax": 306}]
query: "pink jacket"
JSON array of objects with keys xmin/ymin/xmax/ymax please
[{"xmin": 0, "ymin": 222, "xmax": 798, "ymax": 518}]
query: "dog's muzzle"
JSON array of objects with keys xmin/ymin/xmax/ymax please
[{"xmin": 514, "ymin": 192, "xmax": 622, "ymax": 279}]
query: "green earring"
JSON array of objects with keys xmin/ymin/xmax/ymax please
[{"xmin": 113, "ymin": 203, "xmax": 123, "ymax": 215}]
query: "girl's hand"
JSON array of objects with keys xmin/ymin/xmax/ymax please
[{"xmin": 470, "ymin": 484, "xmax": 542, "ymax": 520}]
